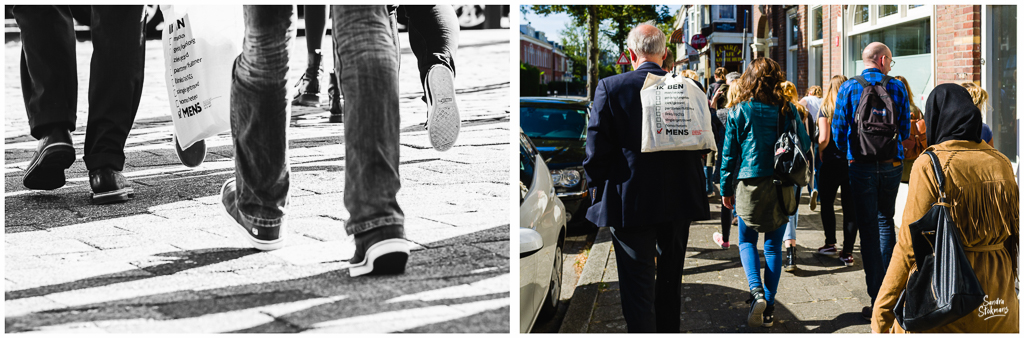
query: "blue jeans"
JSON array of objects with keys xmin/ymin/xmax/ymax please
[
  {"xmin": 610, "ymin": 221, "xmax": 691, "ymax": 333},
  {"xmin": 230, "ymin": 5, "xmax": 403, "ymax": 234},
  {"xmin": 848, "ymin": 161, "xmax": 902, "ymax": 304},
  {"xmin": 783, "ymin": 185, "xmax": 799, "ymax": 242},
  {"xmin": 737, "ymin": 216, "xmax": 785, "ymax": 305}
]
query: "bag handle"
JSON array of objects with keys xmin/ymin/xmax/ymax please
[{"xmin": 924, "ymin": 151, "xmax": 946, "ymax": 202}]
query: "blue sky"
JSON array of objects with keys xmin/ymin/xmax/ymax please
[{"xmin": 520, "ymin": 5, "xmax": 682, "ymax": 44}]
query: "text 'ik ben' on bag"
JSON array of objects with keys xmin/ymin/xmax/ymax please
[
  {"xmin": 893, "ymin": 151, "xmax": 986, "ymax": 332},
  {"xmin": 161, "ymin": 5, "xmax": 243, "ymax": 150},
  {"xmin": 639, "ymin": 73, "xmax": 717, "ymax": 153}
]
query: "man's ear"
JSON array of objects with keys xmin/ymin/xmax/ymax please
[
  {"xmin": 629, "ymin": 49, "xmax": 637, "ymax": 62},
  {"xmin": 662, "ymin": 51, "xmax": 668, "ymax": 61}
]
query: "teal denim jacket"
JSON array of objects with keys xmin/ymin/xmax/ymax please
[{"xmin": 720, "ymin": 101, "xmax": 811, "ymax": 197}]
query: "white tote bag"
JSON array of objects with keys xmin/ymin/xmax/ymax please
[
  {"xmin": 639, "ymin": 73, "xmax": 717, "ymax": 153},
  {"xmin": 161, "ymin": 5, "xmax": 243, "ymax": 150}
]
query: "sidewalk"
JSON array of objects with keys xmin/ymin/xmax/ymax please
[
  {"xmin": 561, "ymin": 196, "xmax": 874, "ymax": 333},
  {"xmin": 4, "ymin": 30, "xmax": 511, "ymax": 333}
]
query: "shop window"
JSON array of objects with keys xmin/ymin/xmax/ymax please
[
  {"xmin": 987, "ymin": 5, "xmax": 1017, "ymax": 162},
  {"xmin": 848, "ymin": 18, "xmax": 932, "ymax": 101},
  {"xmin": 909, "ymin": 5, "xmax": 925, "ymax": 10}
]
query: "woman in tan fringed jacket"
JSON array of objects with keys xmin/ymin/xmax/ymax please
[{"xmin": 871, "ymin": 83, "xmax": 1019, "ymax": 333}]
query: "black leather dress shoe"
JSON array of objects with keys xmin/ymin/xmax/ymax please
[
  {"xmin": 23, "ymin": 128, "xmax": 76, "ymax": 190},
  {"xmin": 89, "ymin": 168, "xmax": 134, "ymax": 205},
  {"xmin": 173, "ymin": 135, "xmax": 206, "ymax": 168},
  {"xmin": 348, "ymin": 225, "xmax": 409, "ymax": 277},
  {"xmin": 327, "ymin": 72, "xmax": 344, "ymax": 123}
]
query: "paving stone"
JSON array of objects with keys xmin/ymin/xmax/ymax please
[{"xmin": 6, "ymin": 238, "xmax": 97, "ymax": 256}]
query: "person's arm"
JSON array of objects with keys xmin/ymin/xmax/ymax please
[
  {"xmin": 709, "ymin": 90, "xmax": 723, "ymax": 109},
  {"xmin": 720, "ymin": 103, "xmax": 743, "ymax": 200},
  {"xmin": 817, "ymin": 116, "xmax": 830, "ymax": 154},
  {"xmin": 896, "ymin": 81, "xmax": 911, "ymax": 143},
  {"xmin": 793, "ymin": 104, "xmax": 811, "ymax": 155},
  {"xmin": 584, "ymin": 80, "xmax": 613, "ymax": 191},
  {"xmin": 871, "ymin": 153, "xmax": 941, "ymax": 333},
  {"xmin": 832, "ymin": 82, "xmax": 853, "ymax": 160}
]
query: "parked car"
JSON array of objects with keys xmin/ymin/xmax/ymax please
[
  {"xmin": 520, "ymin": 97, "xmax": 591, "ymax": 226},
  {"xmin": 519, "ymin": 128, "xmax": 566, "ymax": 333}
]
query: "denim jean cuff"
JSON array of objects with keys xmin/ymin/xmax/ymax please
[
  {"xmin": 240, "ymin": 211, "xmax": 283, "ymax": 228},
  {"xmin": 345, "ymin": 215, "xmax": 404, "ymax": 235}
]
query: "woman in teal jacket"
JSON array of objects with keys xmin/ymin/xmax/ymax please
[{"xmin": 720, "ymin": 57, "xmax": 811, "ymax": 329}]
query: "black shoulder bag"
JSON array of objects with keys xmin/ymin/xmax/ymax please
[
  {"xmin": 773, "ymin": 103, "xmax": 809, "ymax": 216},
  {"xmin": 893, "ymin": 151, "xmax": 986, "ymax": 331}
]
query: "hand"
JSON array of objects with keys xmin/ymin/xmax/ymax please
[{"xmin": 722, "ymin": 195, "xmax": 735, "ymax": 209}]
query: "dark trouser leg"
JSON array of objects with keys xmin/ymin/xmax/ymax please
[
  {"xmin": 654, "ymin": 221, "xmax": 690, "ymax": 333},
  {"xmin": 332, "ymin": 6, "xmax": 404, "ymax": 235},
  {"xmin": 403, "ymin": 5, "xmax": 459, "ymax": 88},
  {"xmin": 818, "ymin": 160, "xmax": 844, "ymax": 245},
  {"xmin": 850, "ymin": 163, "xmax": 882, "ymax": 305},
  {"xmin": 609, "ymin": 226, "xmax": 657, "ymax": 332},
  {"xmin": 720, "ymin": 206, "xmax": 732, "ymax": 242},
  {"xmin": 231, "ymin": 5, "xmax": 294, "ymax": 224},
  {"xmin": 83, "ymin": 5, "xmax": 146, "ymax": 171},
  {"xmin": 12, "ymin": 5, "xmax": 78, "ymax": 139},
  {"xmin": 303, "ymin": 5, "xmax": 327, "ymax": 55}
]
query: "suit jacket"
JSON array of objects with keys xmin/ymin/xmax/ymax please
[{"xmin": 583, "ymin": 62, "xmax": 712, "ymax": 229}]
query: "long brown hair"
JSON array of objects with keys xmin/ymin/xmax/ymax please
[
  {"xmin": 734, "ymin": 57, "xmax": 789, "ymax": 115},
  {"xmin": 781, "ymin": 81, "xmax": 809, "ymax": 121},
  {"xmin": 820, "ymin": 74, "xmax": 848, "ymax": 123},
  {"xmin": 894, "ymin": 75, "xmax": 922, "ymax": 119}
]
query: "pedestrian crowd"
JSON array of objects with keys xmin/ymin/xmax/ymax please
[
  {"xmin": 11, "ymin": 5, "xmax": 464, "ymax": 277},
  {"xmin": 584, "ymin": 21, "xmax": 1018, "ymax": 333}
]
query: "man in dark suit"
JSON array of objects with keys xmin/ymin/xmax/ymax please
[{"xmin": 583, "ymin": 21, "xmax": 711, "ymax": 333}]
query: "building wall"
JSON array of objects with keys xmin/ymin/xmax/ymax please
[
  {"xmin": 934, "ymin": 5, "xmax": 982, "ymax": 85},
  {"xmin": 520, "ymin": 37, "xmax": 569, "ymax": 84}
]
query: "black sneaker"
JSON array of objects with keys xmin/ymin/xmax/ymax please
[
  {"xmin": 762, "ymin": 303, "xmax": 775, "ymax": 328},
  {"xmin": 348, "ymin": 225, "xmax": 410, "ymax": 277},
  {"xmin": 89, "ymin": 168, "xmax": 135, "ymax": 205},
  {"xmin": 219, "ymin": 178, "xmax": 286, "ymax": 251},
  {"xmin": 173, "ymin": 135, "xmax": 206, "ymax": 168},
  {"xmin": 424, "ymin": 65, "xmax": 460, "ymax": 151},
  {"xmin": 861, "ymin": 306, "xmax": 872, "ymax": 321},
  {"xmin": 784, "ymin": 247, "xmax": 797, "ymax": 272},
  {"xmin": 747, "ymin": 287, "xmax": 767, "ymax": 328},
  {"xmin": 23, "ymin": 128, "xmax": 75, "ymax": 190},
  {"xmin": 327, "ymin": 71, "xmax": 344, "ymax": 123}
]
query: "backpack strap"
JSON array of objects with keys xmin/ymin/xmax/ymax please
[
  {"xmin": 880, "ymin": 75, "xmax": 894, "ymax": 88},
  {"xmin": 924, "ymin": 151, "xmax": 947, "ymax": 202},
  {"xmin": 853, "ymin": 75, "xmax": 870, "ymax": 88}
]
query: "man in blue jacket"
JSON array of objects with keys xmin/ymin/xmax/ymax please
[
  {"xmin": 832, "ymin": 42, "xmax": 911, "ymax": 320},
  {"xmin": 583, "ymin": 21, "xmax": 711, "ymax": 333}
]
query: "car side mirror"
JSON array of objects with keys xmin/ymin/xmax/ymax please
[{"xmin": 520, "ymin": 228, "xmax": 544, "ymax": 258}]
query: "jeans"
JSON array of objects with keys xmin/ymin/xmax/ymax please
[
  {"xmin": 848, "ymin": 161, "xmax": 902, "ymax": 304},
  {"xmin": 738, "ymin": 216, "xmax": 785, "ymax": 305},
  {"xmin": 610, "ymin": 221, "xmax": 691, "ymax": 333},
  {"xmin": 783, "ymin": 185, "xmax": 799, "ymax": 242},
  {"xmin": 230, "ymin": 5, "xmax": 403, "ymax": 235},
  {"xmin": 13, "ymin": 5, "xmax": 146, "ymax": 171},
  {"xmin": 818, "ymin": 159, "xmax": 857, "ymax": 248},
  {"xmin": 396, "ymin": 6, "xmax": 459, "ymax": 91}
]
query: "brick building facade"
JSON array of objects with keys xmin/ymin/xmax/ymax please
[{"xmin": 520, "ymin": 23, "xmax": 571, "ymax": 84}]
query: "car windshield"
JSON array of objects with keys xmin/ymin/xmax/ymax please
[{"xmin": 520, "ymin": 106, "xmax": 588, "ymax": 140}]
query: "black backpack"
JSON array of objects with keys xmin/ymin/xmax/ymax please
[{"xmin": 851, "ymin": 75, "xmax": 900, "ymax": 162}]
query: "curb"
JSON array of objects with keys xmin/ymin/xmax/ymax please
[{"xmin": 558, "ymin": 226, "xmax": 613, "ymax": 333}]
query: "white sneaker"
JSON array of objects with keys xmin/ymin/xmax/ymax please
[
  {"xmin": 809, "ymin": 189, "xmax": 819, "ymax": 211},
  {"xmin": 424, "ymin": 65, "xmax": 460, "ymax": 152}
]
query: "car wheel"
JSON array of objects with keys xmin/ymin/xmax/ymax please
[{"xmin": 537, "ymin": 245, "xmax": 562, "ymax": 319}]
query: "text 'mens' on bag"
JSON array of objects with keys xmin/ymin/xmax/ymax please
[
  {"xmin": 852, "ymin": 75, "xmax": 900, "ymax": 162},
  {"xmin": 639, "ymin": 74, "xmax": 717, "ymax": 153},
  {"xmin": 161, "ymin": 5, "xmax": 243, "ymax": 150}
]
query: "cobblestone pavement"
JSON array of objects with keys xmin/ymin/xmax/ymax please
[
  {"xmin": 564, "ymin": 196, "xmax": 877, "ymax": 333},
  {"xmin": 4, "ymin": 29, "xmax": 512, "ymax": 333}
]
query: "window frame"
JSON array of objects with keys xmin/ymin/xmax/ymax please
[{"xmin": 711, "ymin": 5, "xmax": 737, "ymax": 23}]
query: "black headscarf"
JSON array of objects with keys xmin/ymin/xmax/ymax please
[{"xmin": 924, "ymin": 83, "xmax": 983, "ymax": 146}]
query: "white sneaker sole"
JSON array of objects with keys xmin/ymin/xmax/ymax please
[
  {"xmin": 425, "ymin": 66, "xmax": 460, "ymax": 152},
  {"xmin": 218, "ymin": 179, "xmax": 286, "ymax": 251},
  {"xmin": 748, "ymin": 299, "xmax": 766, "ymax": 328},
  {"xmin": 348, "ymin": 238, "xmax": 410, "ymax": 277}
]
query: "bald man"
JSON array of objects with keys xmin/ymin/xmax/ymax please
[
  {"xmin": 830, "ymin": 41, "xmax": 911, "ymax": 321},
  {"xmin": 584, "ymin": 21, "xmax": 710, "ymax": 332}
]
